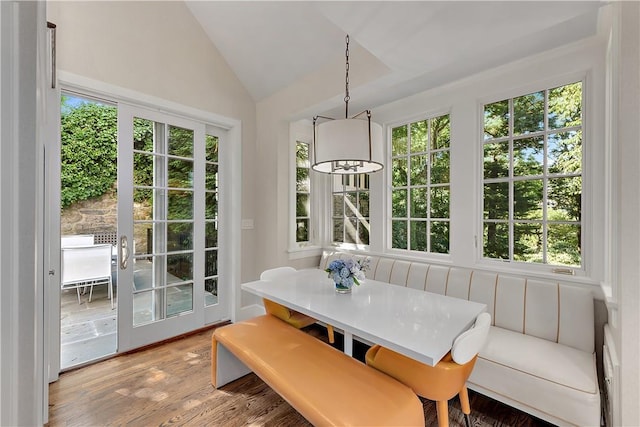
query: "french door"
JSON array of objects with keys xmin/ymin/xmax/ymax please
[{"xmin": 117, "ymin": 104, "xmax": 227, "ymax": 351}]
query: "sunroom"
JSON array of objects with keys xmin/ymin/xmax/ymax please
[{"xmin": 1, "ymin": 1, "xmax": 638, "ymax": 426}]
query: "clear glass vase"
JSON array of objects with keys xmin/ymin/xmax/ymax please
[{"xmin": 335, "ymin": 282, "xmax": 352, "ymax": 294}]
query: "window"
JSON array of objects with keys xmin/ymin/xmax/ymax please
[
  {"xmin": 204, "ymin": 133, "xmax": 219, "ymax": 305},
  {"xmin": 332, "ymin": 174, "xmax": 370, "ymax": 245},
  {"xmin": 482, "ymin": 81, "xmax": 582, "ymax": 267},
  {"xmin": 390, "ymin": 114, "xmax": 451, "ymax": 253},
  {"xmin": 295, "ymin": 141, "xmax": 311, "ymax": 243}
]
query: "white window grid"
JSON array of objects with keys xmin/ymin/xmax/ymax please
[
  {"xmin": 482, "ymin": 82, "xmax": 583, "ymax": 267},
  {"xmin": 390, "ymin": 115, "xmax": 451, "ymax": 253}
]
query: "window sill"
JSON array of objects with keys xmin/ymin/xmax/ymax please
[
  {"xmin": 287, "ymin": 245, "xmax": 323, "ymax": 261},
  {"xmin": 474, "ymin": 259, "xmax": 600, "ymax": 287}
]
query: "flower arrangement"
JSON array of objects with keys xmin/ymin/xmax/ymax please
[{"xmin": 325, "ymin": 258, "xmax": 370, "ymax": 293}]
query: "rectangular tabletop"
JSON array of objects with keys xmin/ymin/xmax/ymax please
[{"xmin": 242, "ymin": 268, "xmax": 486, "ymax": 366}]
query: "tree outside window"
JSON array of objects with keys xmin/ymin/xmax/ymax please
[
  {"xmin": 391, "ymin": 114, "xmax": 451, "ymax": 253},
  {"xmin": 483, "ymin": 82, "xmax": 582, "ymax": 267},
  {"xmin": 295, "ymin": 141, "xmax": 311, "ymax": 243},
  {"xmin": 204, "ymin": 134, "xmax": 219, "ymax": 302}
]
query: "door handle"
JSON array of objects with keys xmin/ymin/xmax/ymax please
[{"xmin": 120, "ymin": 235, "xmax": 130, "ymax": 270}]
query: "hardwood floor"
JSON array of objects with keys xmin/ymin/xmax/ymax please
[{"xmin": 48, "ymin": 324, "xmax": 555, "ymax": 427}]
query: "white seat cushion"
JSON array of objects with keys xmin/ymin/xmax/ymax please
[{"xmin": 470, "ymin": 326, "xmax": 600, "ymax": 426}]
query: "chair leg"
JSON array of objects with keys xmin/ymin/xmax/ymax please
[
  {"xmin": 459, "ymin": 385, "xmax": 471, "ymax": 414},
  {"xmin": 76, "ymin": 288, "xmax": 82, "ymax": 304},
  {"xmin": 459, "ymin": 385, "xmax": 472, "ymax": 427},
  {"xmin": 436, "ymin": 400, "xmax": 449, "ymax": 427},
  {"xmin": 109, "ymin": 278, "xmax": 114, "ymax": 310},
  {"xmin": 327, "ymin": 325, "xmax": 335, "ymax": 344}
]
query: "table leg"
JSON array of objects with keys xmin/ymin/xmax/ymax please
[{"xmin": 343, "ymin": 331, "xmax": 353, "ymax": 356}]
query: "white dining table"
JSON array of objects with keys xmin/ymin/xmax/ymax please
[{"xmin": 242, "ymin": 268, "xmax": 487, "ymax": 367}]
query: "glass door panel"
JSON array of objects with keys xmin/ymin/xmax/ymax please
[
  {"xmin": 204, "ymin": 134, "xmax": 219, "ymax": 307},
  {"xmin": 118, "ymin": 104, "xmax": 215, "ymax": 352},
  {"xmin": 131, "ymin": 120, "xmax": 196, "ymax": 326}
]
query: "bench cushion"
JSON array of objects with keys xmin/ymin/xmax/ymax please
[
  {"xmin": 212, "ymin": 315, "xmax": 425, "ymax": 427},
  {"xmin": 469, "ymin": 327, "xmax": 600, "ymax": 426}
]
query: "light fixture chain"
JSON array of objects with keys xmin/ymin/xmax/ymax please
[{"xmin": 344, "ymin": 34, "xmax": 350, "ymax": 117}]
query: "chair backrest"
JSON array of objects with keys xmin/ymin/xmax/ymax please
[
  {"xmin": 61, "ymin": 234, "xmax": 94, "ymax": 247},
  {"xmin": 451, "ymin": 312, "xmax": 491, "ymax": 365},
  {"xmin": 61, "ymin": 244, "xmax": 112, "ymax": 284},
  {"xmin": 260, "ymin": 266, "xmax": 297, "ymax": 281}
]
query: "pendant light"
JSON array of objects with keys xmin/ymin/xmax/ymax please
[{"xmin": 312, "ymin": 35, "xmax": 383, "ymax": 174}]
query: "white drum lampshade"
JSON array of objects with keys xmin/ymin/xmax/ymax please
[{"xmin": 312, "ymin": 117, "xmax": 383, "ymax": 174}]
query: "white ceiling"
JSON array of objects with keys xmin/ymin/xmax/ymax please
[{"xmin": 186, "ymin": 1, "xmax": 605, "ymax": 111}]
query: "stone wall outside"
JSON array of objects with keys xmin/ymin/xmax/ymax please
[
  {"xmin": 61, "ymin": 189, "xmax": 151, "ymax": 252},
  {"xmin": 61, "ymin": 189, "xmax": 117, "ymax": 236}
]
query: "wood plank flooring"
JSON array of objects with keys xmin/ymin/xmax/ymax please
[{"xmin": 48, "ymin": 324, "xmax": 555, "ymax": 427}]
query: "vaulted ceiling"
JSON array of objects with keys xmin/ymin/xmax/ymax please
[{"xmin": 186, "ymin": 1, "xmax": 605, "ymax": 111}]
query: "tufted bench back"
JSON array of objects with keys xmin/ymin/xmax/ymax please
[{"xmin": 319, "ymin": 251, "xmax": 594, "ymax": 353}]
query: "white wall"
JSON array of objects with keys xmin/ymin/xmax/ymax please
[{"xmin": 46, "ymin": 1, "xmax": 258, "ymax": 283}]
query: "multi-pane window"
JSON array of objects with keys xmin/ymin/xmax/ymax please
[
  {"xmin": 295, "ymin": 141, "xmax": 311, "ymax": 243},
  {"xmin": 483, "ymin": 82, "xmax": 582, "ymax": 267},
  {"xmin": 204, "ymin": 134, "xmax": 219, "ymax": 305},
  {"xmin": 390, "ymin": 114, "xmax": 451, "ymax": 253},
  {"xmin": 332, "ymin": 174, "xmax": 370, "ymax": 245},
  {"xmin": 132, "ymin": 120, "xmax": 195, "ymax": 323}
]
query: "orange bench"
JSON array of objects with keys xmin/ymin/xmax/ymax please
[{"xmin": 211, "ymin": 314, "xmax": 425, "ymax": 426}]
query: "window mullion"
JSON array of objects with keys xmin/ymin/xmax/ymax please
[{"xmin": 508, "ymin": 98, "xmax": 515, "ymax": 262}]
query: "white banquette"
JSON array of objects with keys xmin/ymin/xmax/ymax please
[{"xmin": 319, "ymin": 251, "xmax": 601, "ymax": 427}]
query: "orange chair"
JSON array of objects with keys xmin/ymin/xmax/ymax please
[
  {"xmin": 260, "ymin": 267, "xmax": 335, "ymax": 343},
  {"xmin": 366, "ymin": 312, "xmax": 491, "ymax": 427}
]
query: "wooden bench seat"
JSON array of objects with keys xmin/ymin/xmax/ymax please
[{"xmin": 211, "ymin": 314, "xmax": 425, "ymax": 426}]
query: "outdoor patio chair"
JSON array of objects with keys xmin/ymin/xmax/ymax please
[
  {"xmin": 61, "ymin": 234, "xmax": 94, "ymax": 247},
  {"xmin": 61, "ymin": 244, "xmax": 114, "ymax": 309}
]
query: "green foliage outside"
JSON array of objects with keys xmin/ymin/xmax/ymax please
[
  {"xmin": 60, "ymin": 96, "xmax": 157, "ymax": 208},
  {"xmin": 483, "ymin": 82, "xmax": 582, "ymax": 267},
  {"xmin": 295, "ymin": 142, "xmax": 310, "ymax": 242},
  {"xmin": 391, "ymin": 114, "xmax": 451, "ymax": 253},
  {"xmin": 60, "ymin": 96, "xmax": 118, "ymax": 208}
]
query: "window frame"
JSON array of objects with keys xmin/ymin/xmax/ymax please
[
  {"xmin": 330, "ymin": 173, "xmax": 371, "ymax": 249},
  {"xmin": 288, "ymin": 120, "xmax": 321, "ymax": 256},
  {"xmin": 477, "ymin": 76, "xmax": 588, "ymax": 276},
  {"xmin": 386, "ymin": 111, "xmax": 453, "ymax": 258}
]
